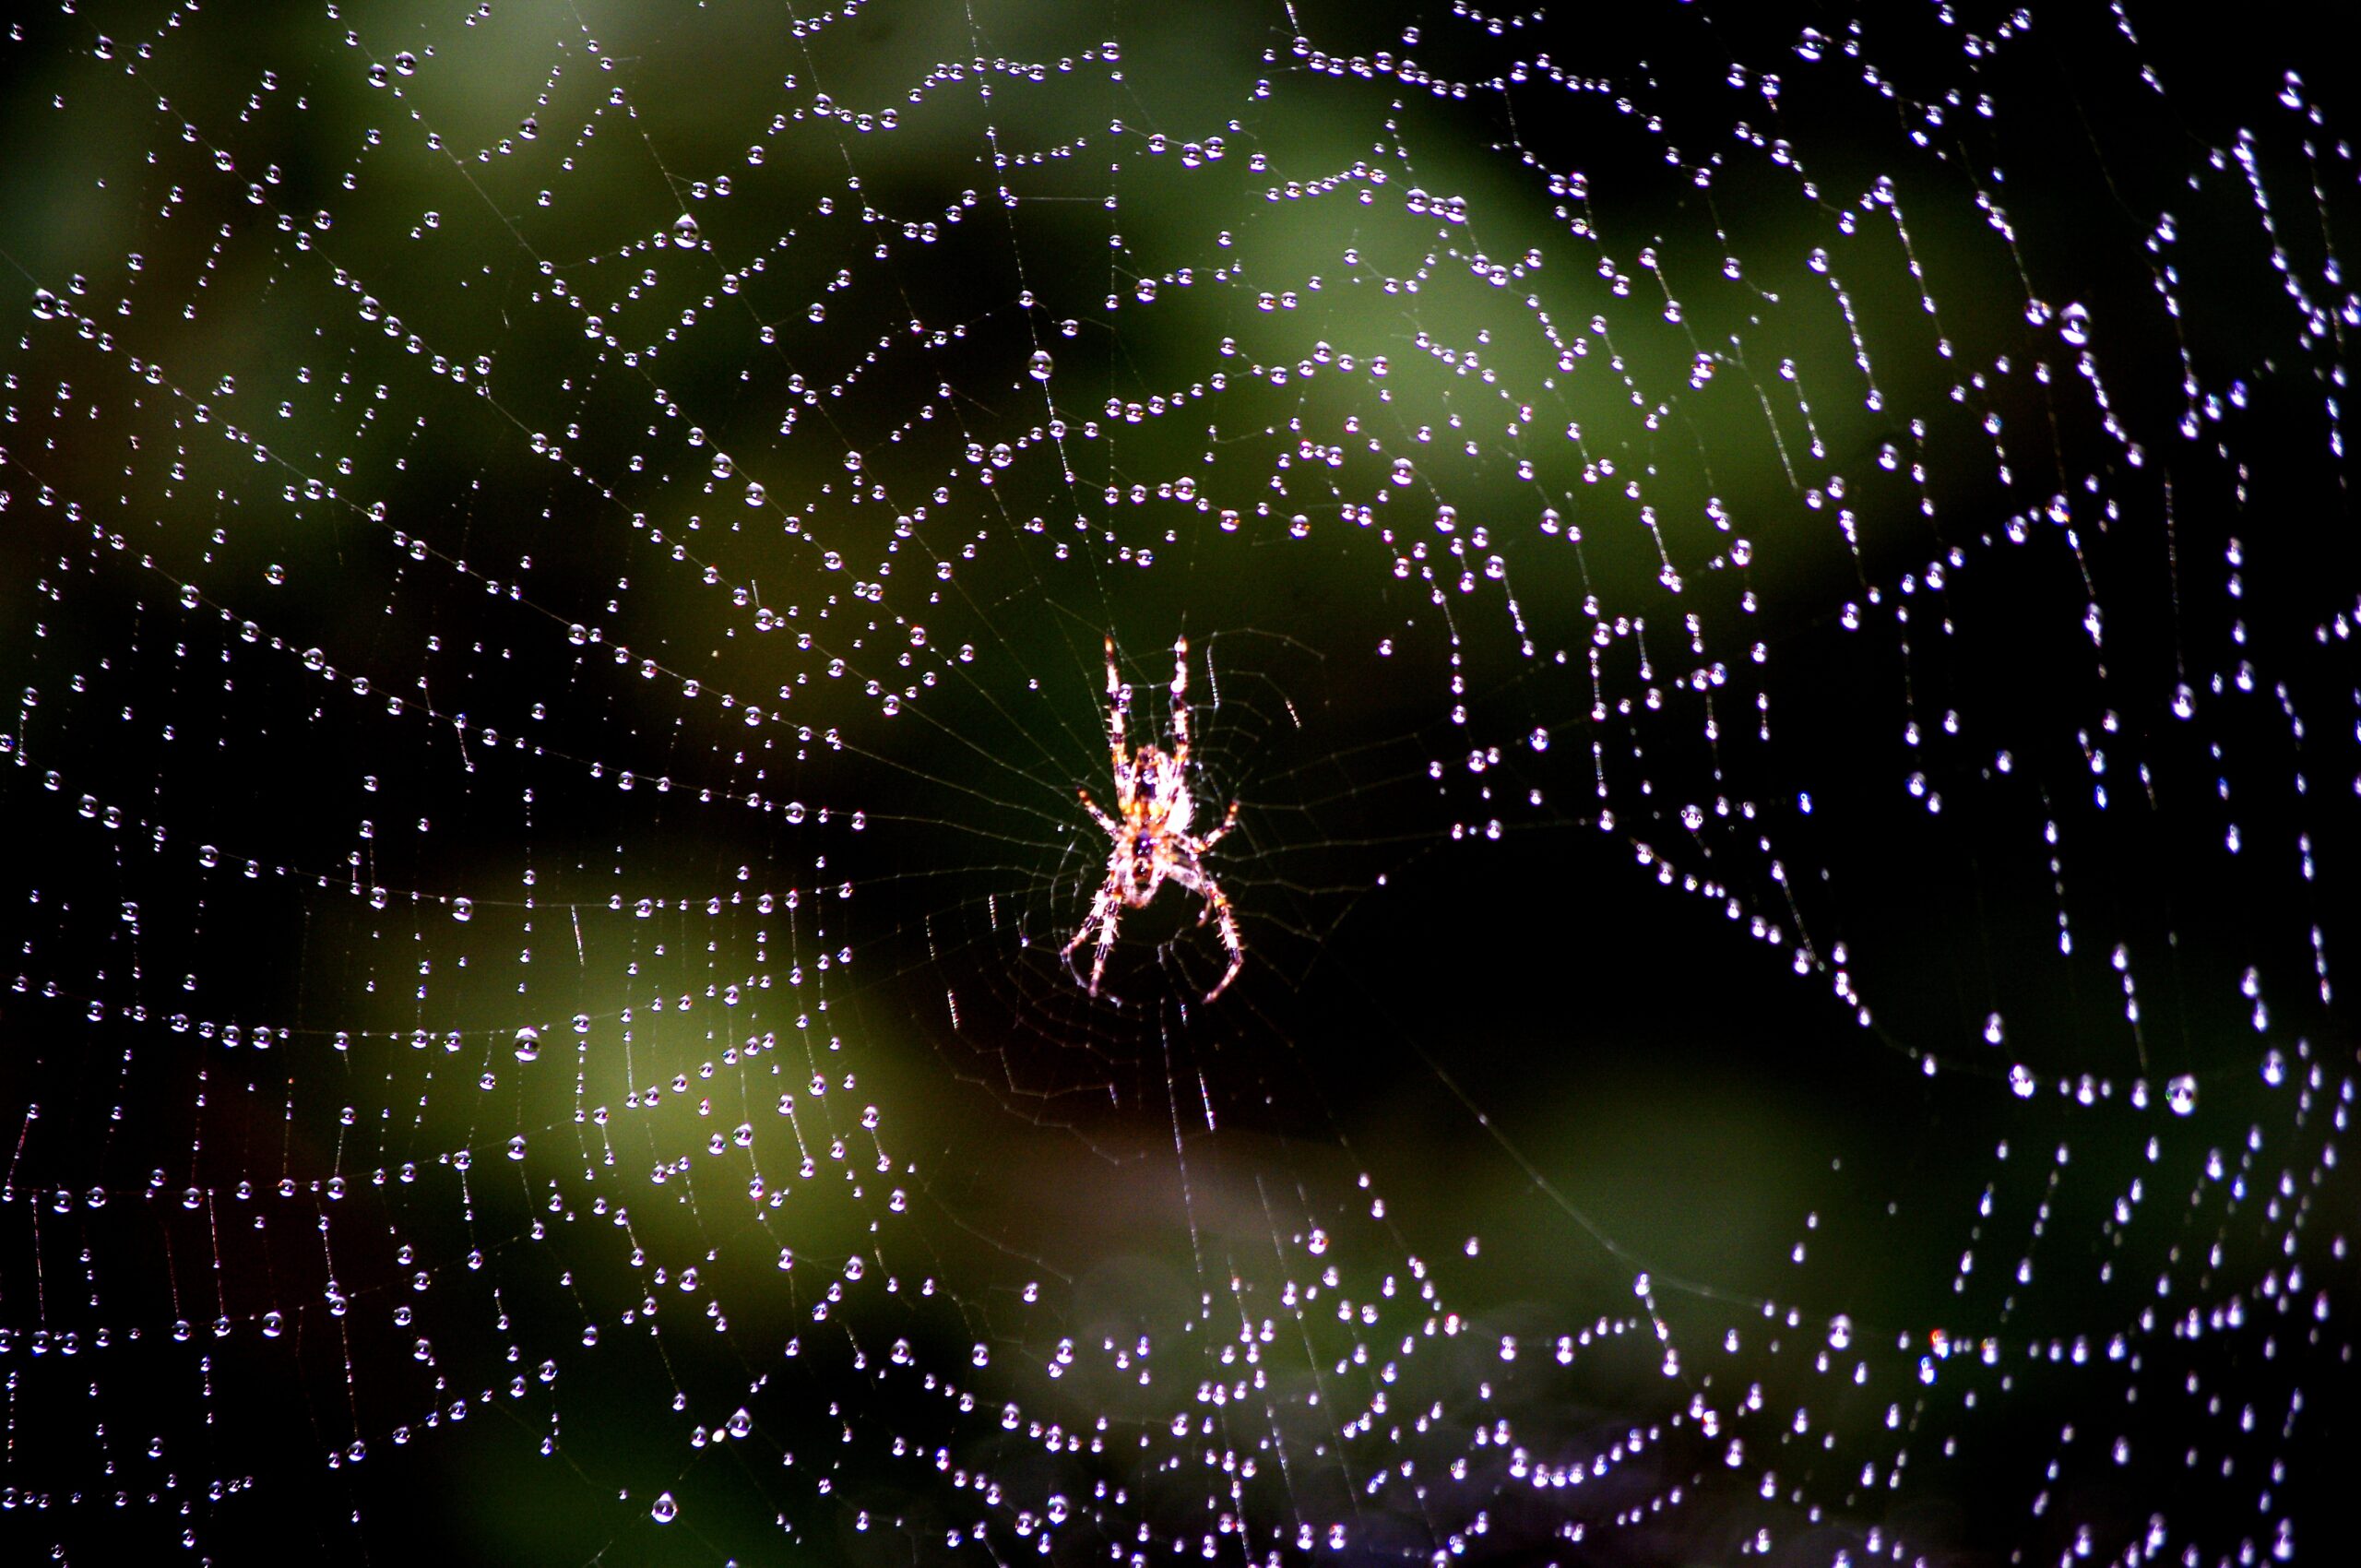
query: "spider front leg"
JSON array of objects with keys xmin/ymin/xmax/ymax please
[
  {"xmin": 1101, "ymin": 636, "xmax": 1133, "ymax": 788},
  {"xmin": 1168, "ymin": 636, "xmax": 1192, "ymax": 764},
  {"xmin": 1195, "ymin": 796, "xmax": 1240, "ymax": 850}
]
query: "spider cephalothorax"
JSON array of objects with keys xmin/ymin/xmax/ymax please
[{"xmin": 1062, "ymin": 636, "xmax": 1243, "ymax": 1000}]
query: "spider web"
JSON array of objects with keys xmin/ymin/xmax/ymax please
[{"xmin": 1, "ymin": 1, "xmax": 2355, "ymax": 1563}]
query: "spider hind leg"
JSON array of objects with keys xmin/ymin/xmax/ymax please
[
  {"xmin": 1169, "ymin": 863, "xmax": 1245, "ymax": 1001},
  {"xmin": 1202, "ymin": 885, "xmax": 1244, "ymax": 1001},
  {"xmin": 1061, "ymin": 881, "xmax": 1122, "ymax": 997}
]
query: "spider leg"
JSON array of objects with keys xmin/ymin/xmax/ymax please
[
  {"xmin": 1102, "ymin": 636, "xmax": 1132, "ymax": 789},
  {"xmin": 1194, "ymin": 796, "xmax": 1240, "ymax": 850},
  {"xmin": 1076, "ymin": 785, "xmax": 1121, "ymax": 838},
  {"xmin": 1169, "ymin": 635, "xmax": 1192, "ymax": 764},
  {"xmin": 1061, "ymin": 877, "xmax": 1121, "ymax": 996},
  {"xmin": 1168, "ymin": 862, "xmax": 1245, "ymax": 1001},
  {"xmin": 1084, "ymin": 885, "xmax": 1124, "ymax": 995},
  {"xmin": 1201, "ymin": 880, "xmax": 1244, "ymax": 1001},
  {"xmin": 1060, "ymin": 884, "xmax": 1109, "ymax": 960}
]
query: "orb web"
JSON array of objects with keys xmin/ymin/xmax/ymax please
[{"xmin": 0, "ymin": 2, "xmax": 2355, "ymax": 1563}]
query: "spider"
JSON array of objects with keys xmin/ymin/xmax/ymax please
[{"xmin": 1062, "ymin": 635, "xmax": 1244, "ymax": 1001}]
